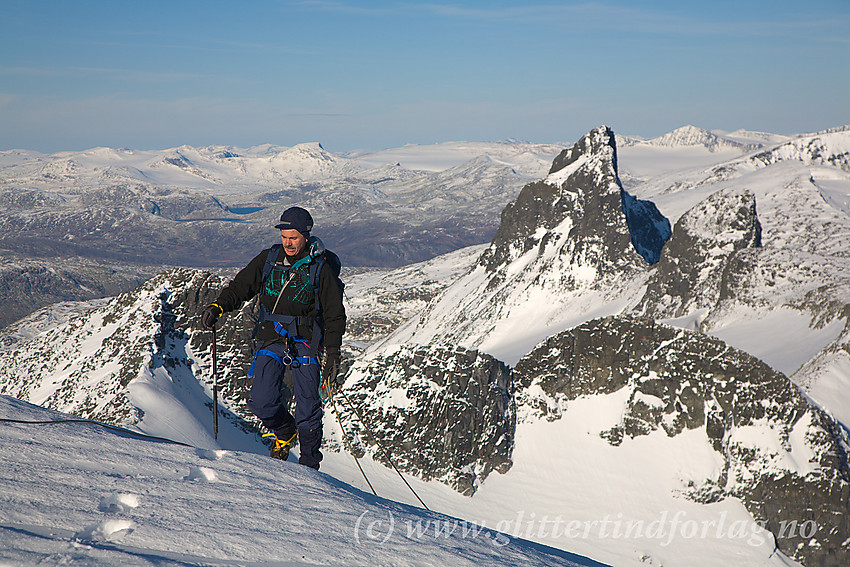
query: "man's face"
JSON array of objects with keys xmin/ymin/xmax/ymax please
[{"xmin": 280, "ymin": 229, "xmax": 308, "ymax": 256}]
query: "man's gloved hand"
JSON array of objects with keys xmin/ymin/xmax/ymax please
[
  {"xmin": 323, "ymin": 347, "xmax": 343, "ymax": 388},
  {"xmin": 201, "ymin": 303, "xmax": 223, "ymax": 329}
]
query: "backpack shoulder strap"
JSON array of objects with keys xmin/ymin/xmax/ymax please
[
  {"xmin": 261, "ymin": 244, "xmax": 281, "ymax": 283},
  {"xmin": 309, "ymin": 254, "xmax": 326, "ymax": 313}
]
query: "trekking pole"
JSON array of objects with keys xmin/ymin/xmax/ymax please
[
  {"xmin": 336, "ymin": 388, "xmax": 430, "ymax": 510},
  {"xmin": 212, "ymin": 324, "xmax": 219, "ymax": 440}
]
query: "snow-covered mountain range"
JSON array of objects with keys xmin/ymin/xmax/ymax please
[
  {"xmin": 0, "ymin": 139, "xmax": 561, "ymax": 269},
  {"xmin": 0, "ymin": 138, "xmax": 562, "ymax": 329},
  {"xmin": 0, "ymin": 125, "xmax": 805, "ymax": 329},
  {"xmin": 2, "ymin": 124, "xmax": 849, "ymax": 567}
]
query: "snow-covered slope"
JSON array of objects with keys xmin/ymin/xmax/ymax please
[
  {"xmin": 0, "ymin": 268, "xmax": 257, "ymax": 449},
  {"xmin": 0, "ymin": 395, "xmax": 601, "ymax": 567},
  {"xmin": 713, "ymin": 129, "xmax": 793, "ymax": 147},
  {"xmin": 342, "ymin": 245, "xmax": 488, "ymax": 349},
  {"xmin": 345, "ymin": 140, "xmax": 564, "ymax": 175},
  {"xmin": 616, "ymin": 125, "xmax": 757, "ymax": 183}
]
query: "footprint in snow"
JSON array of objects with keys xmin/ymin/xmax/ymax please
[
  {"xmin": 196, "ymin": 448, "xmax": 227, "ymax": 461},
  {"xmin": 183, "ymin": 466, "xmax": 217, "ymax": 482},
  {"xmin": 74, "ymin": 519, "xmax": 135, "ymax": 542},
  {"xmin": 98, "ymin": 493, "xmax": 141, "ymax": 513}
]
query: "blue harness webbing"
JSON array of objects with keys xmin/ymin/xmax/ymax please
[
  {"xmin": 259, "ymin": 309, "xmax": 323, "ymax": 353},
  {"xmin": 248, "ymin": 348, "xmax": 319, "ymax": 378}
]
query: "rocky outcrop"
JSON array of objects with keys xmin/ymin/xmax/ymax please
[
  {"xmin": 636, "ymin": 188, "xmax": 762, "ymax": 321},
  {"xmin": 345, "ymin": 344, "xmax": 514, "ymax": 495},
  {"xmin": 481, "ymin": 126, "xmax": 657, "ymax": 275},
  {"xmin": 514, "ymin": 315, "xmax": 850, "ymax": 567}
]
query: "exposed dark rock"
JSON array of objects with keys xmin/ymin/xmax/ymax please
[
  {"xmin": 514, "ymin": 315, "xmax": 850, "ymax": 567},
  {"xmin": 482, "ymin": 126, "xmax": 639, "ymax": 273},
  {"xmin": 345, "ymin": 344, "xmax": 514, "ymax": 495},
  {"xmin": 621, "ymin": 191, "xmax": 671, "ymax": 264}
]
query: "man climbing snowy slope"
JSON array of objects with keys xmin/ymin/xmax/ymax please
[{"xmin": 202, "ymin": 206, "xmax": 346, "ymax": 470}]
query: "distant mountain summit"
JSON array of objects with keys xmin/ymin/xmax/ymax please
[
  {"xmin": 390, "ymin": 125, "xmax": 669, "ymax": 360},
  {"xmin": 619, "ymin": 125, "xmax": 759, "ymax": 152},
  {"xmin": 265, "ymin": 141, "xmax": 362, "ymax": 180},
  {"xmin": 652, "ymin": 125, "xmax": 757, "ymax": 151}
]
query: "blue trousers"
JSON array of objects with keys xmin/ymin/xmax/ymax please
[{"xmin": 247, "ymin": 341, "xmax": 323, "ymax": 468}]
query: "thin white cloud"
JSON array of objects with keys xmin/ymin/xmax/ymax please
[
  {"xmin": 85, "ymin": 35, "xmax": 315, "ymax": 56},
  {"xmin": 417, "ymin": 2, "xmax": 850, "ymax": 42},
  {"xmin": 69, "ymin": 67, "xmax": 212, "ymax": 83},
  {"xmin": 273, "ymin": 1, "xmax": 850, "ymax": 44}
]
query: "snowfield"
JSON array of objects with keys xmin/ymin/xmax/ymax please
[{"xmin": 0, "ymin": 395, "xmax": 603, "ymax": 567}]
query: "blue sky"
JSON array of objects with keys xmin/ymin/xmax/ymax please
[{"xmin": 1, "ymin": 0, "xmax": 848, "ymax": 152}]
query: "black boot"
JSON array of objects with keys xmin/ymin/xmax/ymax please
[
  {"xmin": 263, "ymin": 424, "xmax": 297, "ymax": 461},
  {"xmin": 297, "ymin": 427, "xmax": 323, "ymax": 470}
]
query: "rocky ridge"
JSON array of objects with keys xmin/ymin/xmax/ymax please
[
  {"xmin": 513, "ymin": 315, "xmax": 849, "ymax": 567},
  {"xmin": 387, "ymin": 126, "xmax": 669, "ymax": 359}
]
